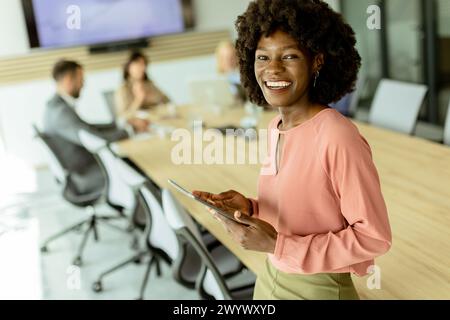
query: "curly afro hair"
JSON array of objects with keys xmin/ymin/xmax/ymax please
[{"xmin": 235, "ymin": 0, "xmax": 361, "ymax": 107}]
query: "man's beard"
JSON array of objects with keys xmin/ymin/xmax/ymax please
[{"xmin": 72, "ymin": 90, "xmax": 80, "ymax": 99}]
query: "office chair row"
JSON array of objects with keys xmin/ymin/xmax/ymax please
[{"xmin": 34, "ymin": 126, "xmax": 255, "ymax": 300}]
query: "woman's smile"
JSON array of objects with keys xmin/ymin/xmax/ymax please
[{"xmin": 264, "ymin": 80, "xmax": 293, "ymax": 93}]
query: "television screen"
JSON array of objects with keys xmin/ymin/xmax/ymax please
[{"xmin": 22, "ymin": 0, "xmax": 190, "ymax": 49}]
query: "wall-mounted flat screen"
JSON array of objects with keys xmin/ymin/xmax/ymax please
[{"xmin": 22, "ymin": 0, "xmax": 194, "ymax": 49}]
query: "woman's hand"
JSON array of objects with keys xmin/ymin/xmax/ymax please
[
  {"xmin": 128, "ymin": 117, "xmax": 150, "ymax": 133},
  {"xmin": 192, "ymin": 190, "xmax": 252, "ymax": 216},
  {"xmin": 209, "ymin": 209, "xmax": 277, "ymax": 253}
]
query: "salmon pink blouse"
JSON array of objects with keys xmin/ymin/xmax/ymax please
[{"xmin": 250, "ymin": 108, "xmax": 392, "ymax": 276}]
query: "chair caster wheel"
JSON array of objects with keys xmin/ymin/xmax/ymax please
[
  {"xmin": 92, "ymin": 281, "xmax": 103, "ymax": 293},
  {"xmin": 133, "ymin": 257, "xmax": 142, "ymax": 264},
  {"xmin": 40, "ymin": 245, "xmax": 49, "ymax": 253},
  {"xmin": 73, "ymin": 257, "xmax": 83, "ymax": 266}
]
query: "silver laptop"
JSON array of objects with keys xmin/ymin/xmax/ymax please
[{"xmin": 188, "ymin": 77, "xmax": 236, "ymax": 110}]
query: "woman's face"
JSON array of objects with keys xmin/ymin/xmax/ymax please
[
  {"xmin": 128, "ymin": 57, "xmax": 147, "ymax": 80},
  {"xmin": 254, "ymin": 30, "xmax": 313, "ymax": 108}
]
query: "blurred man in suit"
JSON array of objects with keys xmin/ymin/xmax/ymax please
[{"xmin": 44, "ymin": 59, "xmax": 129, "ymax": 194}]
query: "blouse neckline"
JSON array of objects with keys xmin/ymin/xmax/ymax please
[{"xmin": 275, "ymin": 107, "xmax": 333, "ymax": 134}]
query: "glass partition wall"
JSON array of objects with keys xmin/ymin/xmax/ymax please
[
  {"xmin": 341, "ymin": 0, "xmax": 449, "ymax": 125},
  {"xmin": 437, "ymin": 0, "xmax": 450, "ymax": 125}
]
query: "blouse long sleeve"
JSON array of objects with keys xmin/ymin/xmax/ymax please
[{"xmin": 272, "ymin": 122, "xmax": 392, "ymax": 274}]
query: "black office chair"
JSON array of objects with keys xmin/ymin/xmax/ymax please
[
  {"xmin": 78, "ymin": 130, "xmax": 140, "ymax": 231},
  {"xmin": 33, "ymin": 125, "xmax": 125, "ymax": 266},
  {"xmin": 90, "ymin": 158, "xmax": 237, "ymax": 299},
  {"xmin": 92, "ymin": 179, "xmax": 173, "ymax": 299},
  {"xmin": 88, "ymin": 156, "xmax": 189, "ymax": 299},
  {"xmin": 162, "ymin": 189, "xmax": 255, "ymax": 300}
]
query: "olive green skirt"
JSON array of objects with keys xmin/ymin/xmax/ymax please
[{"xmin": 253, "ymin": 258, "xmax": 359, "ymax": 300}]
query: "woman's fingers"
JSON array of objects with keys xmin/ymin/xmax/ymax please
[
  {"xmin": 212, "ymin": 212, "xmax": 232, "ymax": 232},
  {"xmin": 207, "ymin": 208, "xmax": 226, "ymax": 225},
  {"xmin": 214, "ymin": 190, "xmax": 236, "ymax": 200},
  {"xmin": 194, "ymin": 191, "xmax": 224, "ymax": 205},
  {"xmin": 234, "ymin": 211, "xmax": 257, "ymax": 227},
  {"xmin": 194, "ymin": 190, "xmax": 239, "ymax": 203},
  {"xmin": 194, "ymin": 191, "xmax": 228, "ymax": 210},
  {"xmin": 192, "ymin": 190, "xmax": 212, "ymax": 200},
  {"xmin": 208, "ymin": 209, "xmax": 228, "ymax": 225}
]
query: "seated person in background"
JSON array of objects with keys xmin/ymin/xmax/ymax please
[
  {"xmin": 44, "ymin": 59, "xmax": 129, "ymax": 194},
  {"xmin": 115, "ymin": 51, "xmax": 170, "ymax": 130},
  {"xmin": 216, "ymin": 40, "xmax": 247, "ymax": 103}
]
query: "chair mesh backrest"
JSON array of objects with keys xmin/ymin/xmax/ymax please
[
  {"xmin": 162, "ymin": 189, "xmax": 228, "ymax": 300},
  {"xmin": 79, "ymin": 130, "xmax": 135, "ymax": 212},
  {"xmin": 99, "ymin": 148, "xmax": 136, "ymax": 211},
  {"xmin": 33, "ymin": 124, "xmax": 66, "ymax": 184},
  {"xmin": 114, "ymin": 157, "xmax": 146, "ymax": 189},
  {"xmin": 140, "ymin": 185, "xmax": 179, "ymax": 261},
  {"xmin": 162, "ymin": 189, "xmax": 203, "ymax": 244},
  {"xmin": 444, "ymin": 99, "xmax": 450, "ymax": 146},
  {"xmin": 369, "ymin": 79, "xmax": 428, "ymax": 134}
]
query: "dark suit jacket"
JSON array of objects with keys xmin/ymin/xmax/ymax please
[{"xmin": 43, "ymin": 94, "xmax": 129, "ymax": 193}]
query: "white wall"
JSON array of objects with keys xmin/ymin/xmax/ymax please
[
  {"xmin": 0, "ymin": 0, "xmax": 29, "ymax": 58},
  {"xmin": 193, "ymin": 0, "xmax": 252, "ymax": 38}
]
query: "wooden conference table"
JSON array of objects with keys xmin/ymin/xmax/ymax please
[{"xmin": 116, "ymin": 105, "xmax": 450, "ymax": 300}]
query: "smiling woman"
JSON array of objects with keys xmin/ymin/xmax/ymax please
[
  {"xmin": 236, "ymin": 0, "xmax": 361, "ymax": 108},
  {"xmin": 194, "ymin": 0, "xmax": 392, "ymax": 301}
]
